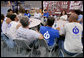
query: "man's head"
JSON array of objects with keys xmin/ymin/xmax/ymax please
[
  {"xmin": 1, "ymin": 14, "xmax": 4, "ymax": 20},
  {"xmin": 44, "ymin": 9, "xmax": 47, "ymax": 13},
  {"xmin": 10, "ymin": 14, "xmax": 19, "ymax": 21},
  {"xmin": 68, "ymin": 13, "xmax": 78, "ymax": 22},
  {"xmin": 25, "ymin": 10, "xmax": 29, "ymax": 14},
  {"xmin": 7, "ymin": 9, "xmax": 13, "ymax": 14},
  {"xmin": 20, "ymin": 16, "xmax": 29, "ymax": 28},
  {"xmin": 6, "ymin": 12, "xmax": 13, "ymax": 18},
  {"xmin": 36, "ymin": 9, "xmax": 40, "ymax": 13},
  {"xmin": 47, "ymin": 17, "xmax": 55, "ymax": 26}
]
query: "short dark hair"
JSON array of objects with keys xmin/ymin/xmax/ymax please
[
  {"xmin": 47, "ymin": 17, "xmax": 55, "ymax": 26},
  {"xmin": 1, "ymin": 14, "xmax": 4, "ymax": 20},
  {"xmin": 60, "ymin": 10, "xmax": 67, "ymax": 16},
  {"xmin": 7, "ymin": 9, "xmax": 13, "ymax": 12},
  {"xmin": 44, "ymin": 9, "xmax": 47, "ymax": 11},
  {"xmin": 10, "ymin": 14, "xmax": 16, "ymax": 21},
  {"xmin": 6, "ymin": 12, "xmax": 12, "ymax": 18},
  {"xmin": 20, "ymin": 16, "xmax": 29, "ymax": 27},
  {"xmin": 25, "ymin": 10, "xmax": 29, "ymax": 13}
]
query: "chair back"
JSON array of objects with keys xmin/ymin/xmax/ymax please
[{"xmin": 14, "ymin": 38, "xmax": 32, "ymax": 50}]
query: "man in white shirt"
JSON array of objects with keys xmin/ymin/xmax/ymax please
[
  {"xmin": 6, "ymin": 14, "xmax": 20, "ymax": 40},
  {"xmin": 1, "ymin": 13, "xmax": 17, "ymax": 48},
  {"xmin": 52, "ymin": 16, "xmax": 69, "ymax": 35},
  {"xmin": 60, "ymin": 13, "xmax": 83, "ymax": 56},
  {"xmin": 1, "ymin": 13, "xmax": 12, "ymax": 34},
  {"xmin": 34, "ymin": 9, "xmax": 42, "ymax": 20}
]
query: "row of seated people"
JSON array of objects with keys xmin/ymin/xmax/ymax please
[{"xmin": 1, "ymin": 9, "xmax": 83, "ymax": 57}]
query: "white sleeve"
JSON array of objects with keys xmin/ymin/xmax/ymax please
[
  {"xmin": 62, "ymin": 24, "xmax": 67, "ymax": 35},
  {"xmin": 32, "ymin": 30, "xmax": 40, "ymax": 39},
  {"xmin": 1, "ymin": 22, "xmax": 7, "ymax": 34}
]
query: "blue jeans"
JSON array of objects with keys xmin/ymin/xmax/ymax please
[
  {"xmin": 1, "ymin": 32, "xmax": 15, "ymax": 48},
  {"xmin": 58, "ymin": 40, "xmax": 77, "ymax": 56}
]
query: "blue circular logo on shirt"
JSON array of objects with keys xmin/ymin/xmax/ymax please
[{"xmin": 73, "ymin": 26, "xmax": 79, "ymax": 34}]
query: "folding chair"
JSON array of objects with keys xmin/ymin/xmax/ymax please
[
  {"xmin": 14, "ymin": 38, "xmax": 34, "ymax": 57},
  {"xmin": 42, "ymin": 39, "xmax": 58, "ymax": 57},
  {"xmin": 1, "ymin": 33, "xmax": 16, "ymax": 57}
]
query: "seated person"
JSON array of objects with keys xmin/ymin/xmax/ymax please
[
  {"xmin": 6, "ymin": 14, "xmax": 20, "ymax": 40},
  {"xmin": 16, "ymin": 16, "xmax": 44, "ymax": 45},
  {"xmin": 52, "ymin": 16, "xmax": 69, "ymax": 35},
  {"xmin": 7, "ymin": 9, "xmax": 13, "ymax": 14},
  {"xmin": 40, "ymin": 17, "xmax": 59, "ymax": 48},
  {"xmin": 1, "ymin": 13, "xmax": 12, "ymax": 34},
  {"xmin": 61, "ymin": 13, "xmax": 83, "ymax": 56},
  {"xmin": 43, "ymin": 9, "xmax": 49, "ymax": 18},
  {"xmin": 34, "ymin": 9, "xmax": 42, "ymax": 19},
  {"xmin": 1, "ymin": 14, "xmax": 17, "ymax": 48},
  {"xmin": 24, "ymin": 10, "xmax": 31, "ymax": 18}
]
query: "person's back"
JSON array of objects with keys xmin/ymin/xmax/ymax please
[
  {"xmin": 16, "ymin": 16, "xmax": 43, "ymax": 44},
  {"xmin": 17, "ymin": 26, "xmax": 40, "ymax": 43},
  {"xmin": 40, "ymin": 17, "xmax": 59, "ymax": 46},
  {"xmin": 40, "ymin": 26, "xmax": 59, "ymax": 46},
  {"xmin": 64, "ymin": 22, "xmax": 83, "ymax": 53},
  {"xmin": 63, "ymin": 13, "xmax": 83, "ymax": 53},
  {"xmin": 6, "ymin": 14, "xmax": 19, "ymax": 39}
]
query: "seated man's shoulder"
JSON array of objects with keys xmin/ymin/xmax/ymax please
[
  {"xmin": 52, "ymin": 28, "xmax": 59, "ymax": 33},
  {"xmin": 40, "ymin": 26, "xmax": 45, "ymax": 29}
]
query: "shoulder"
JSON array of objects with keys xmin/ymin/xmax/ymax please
[
  {"xmin": 29, "ymin": 29, "xmax": 36, "ymax": 32},
  {"xmin": 24, "ymin": 13, "xmax": 26, "ymax": 14},
  {"xmin": 77, "ymin": 23, "xmax": 83, "ymax": 27},
  {"xmin": 52, "ymin": 28, "xmax": 59, "ymax": 33},
  {"xmin": 40, "ymin": 26, "xmax": 45, "ymax": 29},
  {"xmin": 65, "ymin": 23, "xmax": 70, "ymax": 26},
  {"xmin": 47, "ymin": 12, "xmax": 49, "ymax": 14}
]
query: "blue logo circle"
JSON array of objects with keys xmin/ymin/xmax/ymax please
[{"xmin": 73, "ymin": 26, "xmax": 79, "ymax": 34}]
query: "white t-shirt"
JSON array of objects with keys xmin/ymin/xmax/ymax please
[
  {"xmin": 34, "ymin": 12, "xmax": 42, "ymax": 19},
  {"xmin": 1, "ymin": 17, "xmax": 8, "ymax": 34},
  {"xmin": 6, "ymin": 21, "xmax": 19, "ymax": 39},
  {"xmin": 63, "ymin": 22, "xmax": 83, "ymax": 53},
  {"xmin": 16, "ymin": 26, "xmax": 40, "ymax": 44},
  {"xmin": 60, "ymin": 15, "xmax": 68, "ymax": 21},
  {"xmin": 52, "ymin": 20, "xmax": 69, "ymax": 35}
]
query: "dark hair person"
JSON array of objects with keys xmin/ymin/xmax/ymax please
[
  {"xmin": 60, "ymin": 10, "xmax": 67, "ymax": 16},
  {"xmin": 40, "ymin": 17, "xmax": 59, "ymax": 47},
  {"xmin": 47, "ymin": 17, "xmax": 55, "ymax": 26}
]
